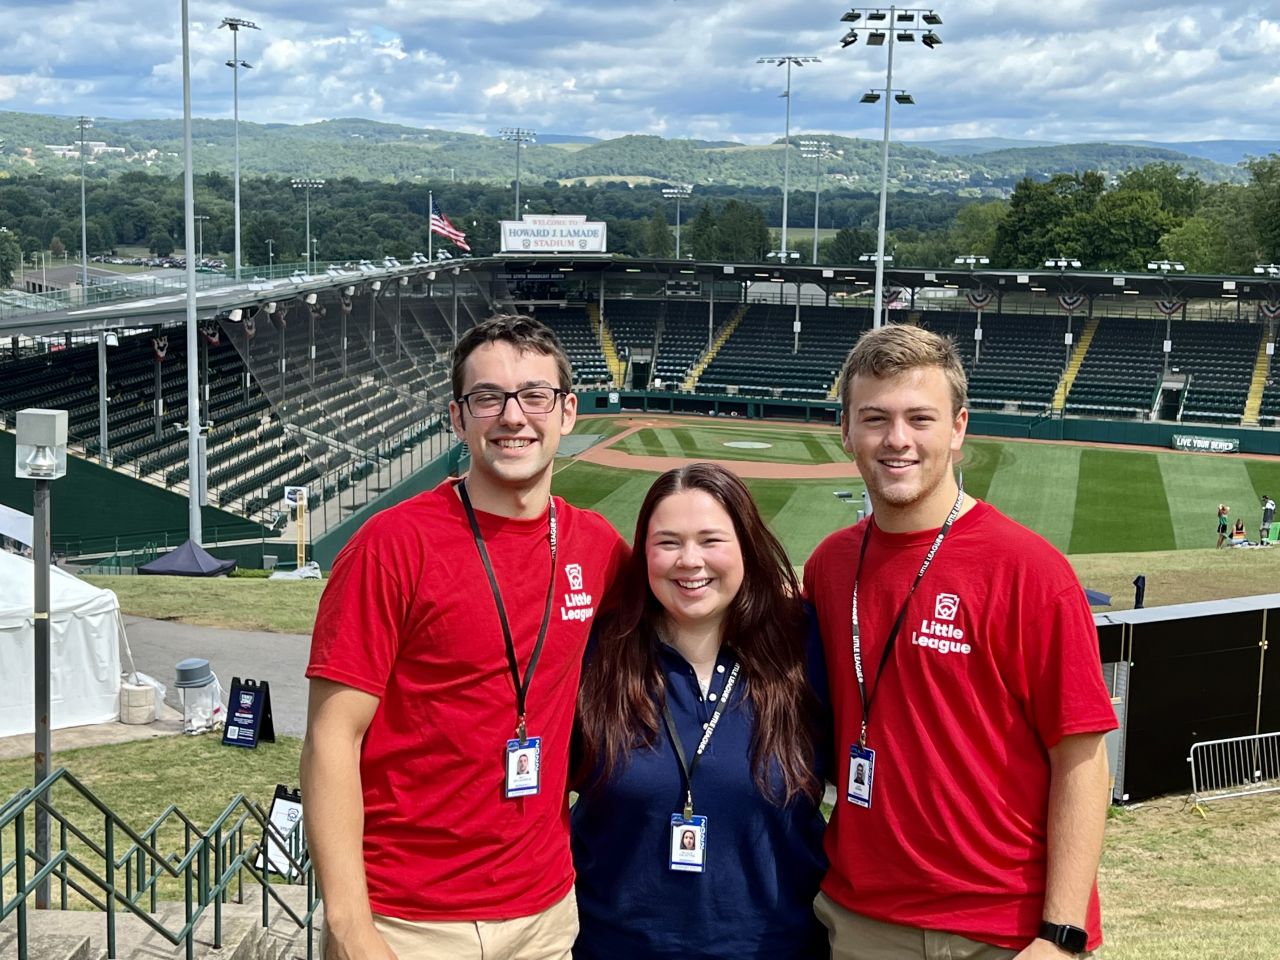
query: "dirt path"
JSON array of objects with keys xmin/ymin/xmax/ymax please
[{"xmin": 575, "ymin": 417, "xmax": 862, "ymax": 479}]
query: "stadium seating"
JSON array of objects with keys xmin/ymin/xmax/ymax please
[
  {"xmin": 1065, "ymin": 318, "xmax": 1164, "ymax": 417},
  {"xmin": 696, "ymin": 304, "xmax": 871, "ymax": 399}
]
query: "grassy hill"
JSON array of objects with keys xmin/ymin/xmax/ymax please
[{"xmin": 0, "ymin": 110, "xmax": 1250, "ymax": 193}]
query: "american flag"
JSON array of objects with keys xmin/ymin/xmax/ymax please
[{"xmin": 430, "ymin": 198, "xmax": 471, "ymax": 252}]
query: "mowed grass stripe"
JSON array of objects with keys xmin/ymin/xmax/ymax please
[
  {"xmin": 760, "ymin": 480, "xmax": 863, "ymax": 564},
  {"xmin": 798, "ymin": 433, "xmax": 835, "ymax": 464},
  {"xmin": 670, "ymin": 428, "xmax": 703, "ymax": 457},
  {"xmin": 983, "ymin": 442, "xmax": 1081, "ymax": 552},
  {"xmin": 1070, "ymin": 449, "xmax": 1174, "ymax": 554},
  {"xmin": 631, "ymin": 428, "xmax": 669, "ymax": 457},
  {"xmin": 1158, "ymin": 454, "xmax": 1257, "ymax": 549}
]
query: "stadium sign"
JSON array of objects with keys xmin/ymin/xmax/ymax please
[
  {"xmin": 501, "ymin": 215, "xmax": 607, "ymax": 253},
  {"xmin": 1172, "ymin": 434, "xmax": 1240, "ymax": 454}
]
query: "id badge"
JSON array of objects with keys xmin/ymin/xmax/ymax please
[
  {"xmin": 669, "ymin": 814, "xmax": 708, "ymax": 873},
  {"xmin": 504, "ymin": 737, "xmax": 542, "ymax": 799},
  {"xmin": 846, "ymin": 744, "xmax": 875, "ymax": 808}
]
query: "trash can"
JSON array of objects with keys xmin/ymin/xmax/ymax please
[{"xmin": 175, "ymin": 658, "xmax": 224, "ymax": 734}]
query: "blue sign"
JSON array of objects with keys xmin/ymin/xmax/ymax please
[{"xmin": 221, "ymin": 677, "xmax": 276, "ymax": 749}]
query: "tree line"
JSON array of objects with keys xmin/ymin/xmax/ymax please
[{"xmin": 3, "ymin": 158, "xmax": 1280, "ymax": 285}]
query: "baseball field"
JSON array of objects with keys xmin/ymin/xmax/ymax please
[{"xmin": 553, "ymin": 416, "xmax": 1280, "ymax": 607}]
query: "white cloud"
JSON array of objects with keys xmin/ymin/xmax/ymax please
[{"xmin": 0, "ymin": 0, "xmax": 1277, "ymax": 146}]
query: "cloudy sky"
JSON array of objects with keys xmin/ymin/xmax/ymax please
[{"xmin": 3, "ymin": 1, "xmax": 1279, "ymax": 144}]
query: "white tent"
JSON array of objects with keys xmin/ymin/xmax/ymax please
[{"xmin": 0, "ymin": 552, "xmax": 121, "ymax": 738}]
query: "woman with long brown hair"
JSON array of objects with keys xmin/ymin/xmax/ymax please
[{"xmin": 571, "ymin": 463, "xmax": 828, "ymax": 959}]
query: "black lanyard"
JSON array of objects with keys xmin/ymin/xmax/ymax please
[
  {"xmin": 851, "ymin": 487, "xmax": 964, "ymax": 748},
  {"xmin": 458, "ymin": 480, "xmax": 558, "ymax": 743},
  {"xmin": 661, "ymin": 661, "xmax": 741, "ymax": 819}
]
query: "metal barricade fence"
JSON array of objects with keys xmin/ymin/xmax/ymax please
[{"xmin": 1188, "ymin": 731, "xmax": 1280, "ymax": 806}]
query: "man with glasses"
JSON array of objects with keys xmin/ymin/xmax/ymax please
[{"xmin": 303, "ymin": 315, "xmax": 628, "ymax": 960}]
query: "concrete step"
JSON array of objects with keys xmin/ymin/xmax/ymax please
[{"xmin": 0, "ymin": 884, "xmax": 320, "ymax": 960}]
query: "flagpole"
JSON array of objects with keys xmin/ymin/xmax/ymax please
[{"xmin": 428, "ymin": 191, "xmax": 434, "ymax": 263}]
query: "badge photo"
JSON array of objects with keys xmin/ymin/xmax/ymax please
[
  {"xmin": 669, "ymin": 814, "xmax": 708, "ymax": 873},
  {"xmin": 504, "ymin": 737, "xmax": 542, "ymax": 798},
  {"xmin": 846, "ymin": 745, "xmax": 875, "ymax": 808}
]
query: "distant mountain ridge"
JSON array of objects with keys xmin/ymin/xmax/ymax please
[
  {"xmin": 913, "ymin": 136, "xmax": 1280, "ymax": 166},
  {"xmin": 0, "ymin": 111, "xmax": 1260, "ymax": 193}
]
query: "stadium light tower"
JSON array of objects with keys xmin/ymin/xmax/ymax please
[
  {"xmin": 839, "ymin": 7, "xmax": 942, "ymax": 326},
  {"xmin": 661, "ymin": 184, "xmax": 694, "ymax": 259},
  {"xmin": 757, "ymin": 55, "xmax": 820, "ymax": 262},
  {"xmin": 799, "ymin": 140, "xmax": 842, "ymax": 264},
  {"xmin": 499, "ymin": 127, "xmax": 536, "ymax": 222},
  {"xmin": 76, "ymin": 116, "xmax": 93, "ymax": 302},
  {"xmin": 181, "ymin": 0, "xmax": 202, "ymax": 544},
  {"xmin": 1147, "ymin": 259, "xmax": 1186, "ymax": 273},
  {"xmin": 221, "ymin": 17, "xmax": 260, "ymax": 281},
  {"xmin": 954, "ymin": 254, "xmax": 990, "ymax": 268},
  {"xmin": 193, "ymin": 214, "xmax": 209, "ymax": 265},
  {"xmin": 1045, "ymin": 256, "xmax": 1082, "ymax": 270},
  {"xmin": 291, "ymin": 177, "xmax": 324, "ymax": 273}
]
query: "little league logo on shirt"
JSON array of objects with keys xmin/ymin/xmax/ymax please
[
  {"xmin": 560, "ymin": 562, "xmax": 595, "ymax": 622},
  {"xmin": 912, "ymin": 592, "xmax": 973, "ymax": 657}
]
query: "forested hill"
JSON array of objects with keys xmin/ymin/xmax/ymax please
[{"xmin": 0, "ymin": 110, "xmax": 1253, "ymax": 195}]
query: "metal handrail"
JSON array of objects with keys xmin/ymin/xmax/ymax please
[{"xmin": 1, "ymin": 767, "xmax": 318, "ymax": 960}]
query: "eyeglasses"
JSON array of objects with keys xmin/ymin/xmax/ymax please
[{"xmin": 458, "ymin": 387, "xmax": 567, "ymax": 417}]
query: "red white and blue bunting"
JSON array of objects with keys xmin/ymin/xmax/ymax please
[
  {"xmin": 1058, "ymin": 293, "xmax": 1086, "ymax": 314},
  {"xmin": 1155, "ymin": 299, "xmax": 1186, "ymax": 317},
  {"xmin": 152, "ymin": 335, "xmax": 168, "ymax": 362},
  {"xmin": 966, "ymin": 290, "xmax": 995, "ymax": 311},
  {"xmin": 1259, "ymin": 302, "xmax": 1280, "ymax": 321},
  {"xmin": 244, "ymin": 315, "xmax": 256, "ymax": 340},
  {"xmin": 200, "ymin": 322, "xmax": 221, "ymax": 346}
]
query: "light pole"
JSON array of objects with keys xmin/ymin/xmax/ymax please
[
  {"xmin": 1149, "ymin": 260, "xmax": 1186, "ymax": 378},
  {"xmin": 757, "ymin": 55, "xmax": 819, "ymax": 262},
  {"xmin": 181, "ymin": 0, "xmax": 202, "ymax": 544},
  {"xmin": 840, "ymin": 6, "xmax": 942, "ymax": 326},
  {"xmin": 291, "ymin": 177, "xmax": 324, "ymax": 273},
  {"xmin": 266, "ymin": 238, "xmax": 274, "ymax": 271},
  {"xmin": 662, "ymin": 184, "xmax": 693, "ymax": 259},
  {"xmin": 193, "ymin": 214, "xmax": 209, "ymax": 265},
  {"xmin": 76, "ymin": 116, "xmax": 92, "ymax": 303},
  {"xmin": 800, "ymin": 139, "xmax": 842, "ymax": 264},
  {"xmin": 311, "ymin": 237, "xmax": 319, "ymax": 269},
  {"xmin": 499, "ymin": 127, "xmax": 536, "ymax": 222},
  {"xmin": 15, "ymin": 407, "xmax": 67, "ymax": 910},
  {"xmin": 221, "ymin": 17, "xmax": 259, "ymax": 281}
]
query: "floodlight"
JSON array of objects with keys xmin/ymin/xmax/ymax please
[
  {"xmin": 897, "ymin": 11, "xmax": 914, "ymax": 22},
  {"xmin": 897, "ymin": 32, "xmax": 915, "ymax": 42},
  {"xmin": 841, "ymin": 30, "xmax": 859, "ymax": 46},
  {"xmin": 860, "ymin": 91, "xmax": 881, "ymax": 103},
  {"xmin": 370, "ymin": 280, "xmax": 382, "ymax": 292},
  {"xmin": 866, "ymin": 10, "xmax": 887, "ymax": 20},
  {"xmin": 867, "ymin": 31, "xmax": 887, "ymax": 45},
  {"xmin": 922, "ymin": 31, "xmax": 942, "ymax": 47},
  {"xmin": 895, "ymin": 92, "xmax": 915, "ymax": 104},
  {"xmin": 228, "ymin": 308, "xmax": 243, "ymax": 322},
  {"xmin": 304, "ymin": 292, "xmax": 318, "ymax": 305},
  {"xmin": 922, "ymin": 11, "xmax": 942, "ymax": 25},
  {"xmin": 841, "ymin": 10, "xmax": 862, "ymax": 22}
]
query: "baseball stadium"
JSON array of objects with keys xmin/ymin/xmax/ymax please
[{"xmin": 2, "ymin": 252, "xmax": 1279, "ymax": 958}]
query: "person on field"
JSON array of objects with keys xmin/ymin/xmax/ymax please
[
  {"xmin": 572, "ymin": 463, "xmax": 829, "ymax": 960},
  {"xmin": 805, "ymin": 323, "xmax": 1117, "ymax": 960},
  {"xmin": 302, "ymin": 315, "xmax": 627, "ymax": 960},
  {"xmin": 1260, "ymin": 495, "xmax": 1275, "ymax": 543},
  {"xmin": 1216, "ymin": 504, "xmax": 1230, "ymax": 548}
]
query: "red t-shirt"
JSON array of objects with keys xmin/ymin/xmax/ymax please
[
  {"xmin": 803, "ymin": 501, "xmax": 1117, "ymax": 951},
  {"xmin": 307, "ymin": 479, "xmax": 627, "ymax": 921}
]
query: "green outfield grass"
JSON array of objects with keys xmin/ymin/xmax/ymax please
[{"xmin": 578, "ymin": 420, "xmax": 1280, "ymax": 558}]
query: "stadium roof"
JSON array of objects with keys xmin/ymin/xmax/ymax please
[{"xmin": 5, "ymin": 255, "xmax": 1279, "ymax": 338}]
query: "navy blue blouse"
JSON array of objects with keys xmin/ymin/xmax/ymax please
[{"xmin": 571, "ymin": 628, "xmax": 829, "ymax": 960}]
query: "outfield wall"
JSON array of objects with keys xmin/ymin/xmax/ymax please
[
  {"xmin": 0, "ymin": 431, "xmax": 268, "ymax": 557},
  {"xmin": 582, "ymin": 391, "xmax": 1280, "ymax": 455}
]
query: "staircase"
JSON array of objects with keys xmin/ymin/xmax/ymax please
[
  {"xmin": 588, "ymin": 304, "xmax": 625, "ymax": 385},
  {"xmin": 1242, "ymin": 335, "xmax": 1272, "ymax": 426},
  {"xmin": 1051, "ymin": 316, "xmax": 1099, "ymax": 412},
  {"xmin": 681, "ymin": 305, "xmax": 747, "ymax": 392}
]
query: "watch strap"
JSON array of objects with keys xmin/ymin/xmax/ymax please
[{"xmin": 1037, "ymin": 921, "xmax": 1088, "ymax": 954}]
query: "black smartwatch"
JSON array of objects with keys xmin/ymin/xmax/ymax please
[{"xmin": 1038, "ymin": 922, "xmax": 1088, "ymax": 955}]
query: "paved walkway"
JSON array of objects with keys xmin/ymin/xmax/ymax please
[{"xmin": 0, "ymin": 617, "xmax": 312, "ymax": 762}]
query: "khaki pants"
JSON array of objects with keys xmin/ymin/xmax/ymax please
[
  {"xmin": 814, "ymin": 891, "xmax": 1028, "ymax": 960},
  {"xmin": 327, "ymin": 888, "xmax": 578, "ymax": 960}
]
